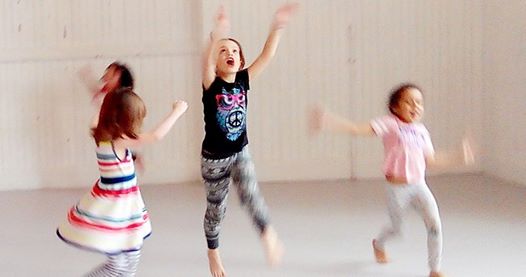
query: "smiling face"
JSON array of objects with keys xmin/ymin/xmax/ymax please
[
  {"xmin": 392, "ymin": 88, "xmax": 424, "ymax": 123},
  {"xmin": 216, "ymin": 39, "xmax": 244, "ymax": 75}
]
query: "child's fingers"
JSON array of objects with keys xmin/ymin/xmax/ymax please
[
  {"xmin": 307, "ymin": 105, "xmax": 324, "ymax": 135},
  {"xmin": 173, "ymin": 100, "xmax": 189, "ymax": 112},
  {"xmin": 216, "ymin": 5, "xmax": 229, "ymax": 24},
  {"xmin": 216, "ymin": 5, "xmax": 226, "ymax": 19},
  {"xmin": 462, "ymin": 137, "xmax": 475, "ymax": 165},
  {"xmin": 284, "ymin": 2, "xmax": 300, "ymax": 13},
  {"xmin": 273, "ymin": 2, "xmax": 299, "ymax": 28}
]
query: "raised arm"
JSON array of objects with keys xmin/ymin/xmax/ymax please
[
  {"xmin": 114, "ymin": 100, "xmax": 188, "ymax": 150},
  {"xmin": 203, "ymin": 6, "xmax": 230, "ymax": 90},
  {"xmin": 88, "ymin": 84, "xmax": 107, "ymax": 129},
  {"xmin": 309, "ymin": 105, "xmax": 375, "ymax": 136},
  {"xmin": 426, "ymin": 137, "xmax": 475, "ymax": 169},
  {"xmin": 247, "ymin": 2, "xmax": 299, "ymax": 81},
  {"xmin": 77, "ymin": 65, "xmax": 102, "ymax": 96}
]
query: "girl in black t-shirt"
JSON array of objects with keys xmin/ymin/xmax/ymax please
[{"xmin": 201, "ymin": 4, "xmax": 298, "ymax": 277}]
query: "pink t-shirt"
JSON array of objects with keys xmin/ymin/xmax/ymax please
[{"xmin": 370, "ymin": 115, "xmax": 434, "ymax": 184}]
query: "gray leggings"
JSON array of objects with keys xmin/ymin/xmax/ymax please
[
  {"xmin": 375, "ymin": 183, "xmax": 443, "ymax": 271},
  {"xmin": 202, "ymin": 147, "xmax": 270, "ymax": 249},
  {"xmin": 85, "ymin": 250, "xmax": 141, "ymax": 277}
]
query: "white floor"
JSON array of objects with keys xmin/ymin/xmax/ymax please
[{"xmin": 1, "ymin": 174, "xmax": 525, "ymax": 277}]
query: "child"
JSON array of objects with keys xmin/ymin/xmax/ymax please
[
  {"xmin": 57, "ymin": 88, "xmax": 188, "ymax": 276},
  {"xmin": 201, "ymin": 3, "xmax": 298, "ymax": 277},
  {"xmin": 310, "ymin": 83, "xmax": 474, "ymax": 277},
  {"xmin": 78, "ymin": 62, "xmax": 145, "ymax": 170},
  {"xmin": 77, "ymin": 62, "xmax": 134, "ymax": 102}
]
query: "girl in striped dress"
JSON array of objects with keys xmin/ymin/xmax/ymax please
[
  {"xmin": 77, "ymin": 62, "xmax": 146, "ymax": 172},
  {"xmin": 57, "ymin": 88, "xmax": 188, "ymax": 276}
]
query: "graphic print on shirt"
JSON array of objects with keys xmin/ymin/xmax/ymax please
[
  {"xmin": 398, "ymin": 125, "xmax": 426, "ymax": 149},
  {"xmin": 216, "ymin": 86, "xmax": 246, "ymax": 141}
]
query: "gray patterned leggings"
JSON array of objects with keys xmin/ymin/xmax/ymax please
[
  {"xmin": 375, "ymin": 183, "xmax": 443, "ymax": 271},
  {"xmin": 201, "ymin": 147, "xmax": 270, "ymax": 249}
]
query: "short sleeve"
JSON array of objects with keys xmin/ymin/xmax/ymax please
[
  {"xmin": 370, "ymin": 115, "xmax": 396, "ymax": 137},
  {"xmin": 236, "ymin": 69, "xmax": 250, "ymax": 91}
]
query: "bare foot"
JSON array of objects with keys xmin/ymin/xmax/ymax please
[
  {"xmin": 207, "ymin": 249, "xmax": 226, "ymax": 277},
  {"xmin": 429, "ymin": 271, "xmax": 445, "ymax": 277},
  {"xmin": 261, "ymin": 226, "xmax": 284, "ymax": 267},
  {"xmin": 372, "ymin": 239, "xmax": 389, "ymax": 264}
]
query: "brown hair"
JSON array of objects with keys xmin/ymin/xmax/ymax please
[
  {"xmin": 220, "ymin": 38, "xmax": 246, "ymax": 70},
  {"xmin": 106, "ymin": 62, "xmax": 134, "ymax": 90},
  {"xmin": 92, "ymin": 88, "xmax": 146, "ymax": 145}
]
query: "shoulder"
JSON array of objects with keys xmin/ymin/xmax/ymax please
[
  {"xmin": 370, "ymin": 115, "xmax": 397, "ymax": 136},
  {"xmin": 203, "ymin": 76, "xmax": 221, "ymax": 92},
  {"xmin": 236, "ymin": 69, "xmax": 250, "ymax": 83}
]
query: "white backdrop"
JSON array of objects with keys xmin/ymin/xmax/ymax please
[{"xmin": 0, "ymin": 0, "xmax": 502, "ymax": 190}]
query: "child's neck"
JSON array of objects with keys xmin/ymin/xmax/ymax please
[{"xmin": 217, "ymin": 71, "xmax": 236, "ymax": 83}]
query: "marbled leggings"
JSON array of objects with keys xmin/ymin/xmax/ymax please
[{"xmin": 202, "ymin": 147, "xmax": 270, "ymax": 249}]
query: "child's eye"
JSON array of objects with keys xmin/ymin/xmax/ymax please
[{"xmin": 233, "ymin": 49, "xmax": 238, "ymax": 53}]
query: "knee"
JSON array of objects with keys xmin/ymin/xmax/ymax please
[{"xmin": 233, "ymin": 163, "xmax": 255, "ymax": 182}]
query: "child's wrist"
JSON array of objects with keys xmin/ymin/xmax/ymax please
[{"xmin": 271, "ymin": 24, "xmax": 285, "ymax": 31}]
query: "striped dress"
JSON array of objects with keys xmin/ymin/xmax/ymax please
[{"xmin": 57, "ymin": 141, "xmax": 151, "ymax": 255}]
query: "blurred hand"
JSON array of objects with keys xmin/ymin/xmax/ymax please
[
  {"xmin": 77, "ymin": 64, "xmax": 94, "ymax": 81},
  {"xmin": 462, "ymin": 136, "xmax": 475, "ymax": 165},
  {"xmin": 134, "ymin": 153, "xmax": 146, "ymax": 175},
  {"xmin": 213, "ymin": 5, "xmax": 230, "ymax": 39},
  {"xmin": 272, "ymin": 2, "xmax": 299, "ymax": 30},
  {"xmin": 308, "ymin": 104, "xmax": 325, "ymax": 136}
]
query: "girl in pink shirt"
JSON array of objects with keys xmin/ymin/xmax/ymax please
[{"xmin": 310, "ymin": 83, "xmax": 474, "ymax": 277}]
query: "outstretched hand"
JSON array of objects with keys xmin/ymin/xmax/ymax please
[
  {"xmin": 77, "ymin": 64, "xmax": 94, "ymax": 81},
  {"xmin": 308, "ymin": 105, "xmax": 326, "ymax": 136},
  {"xmin": 272, "ymin": 2, "xmax": 299, "ymax": 30},
  {"xmin": 77, "ymin": 65, "xmax": 102, "ymax": 94},
  {"xmin": 462, "ymin": 136, "xmax": 475, "ymax": 165},
  {"xmin": 173, "ymin": 100, "xmax": 189, "ymax": 115},
  {"xmin": 212, "ymin": 5, "xmax": 230, "ymax": 40}
]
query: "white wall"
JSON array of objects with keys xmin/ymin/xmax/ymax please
[
  {"xmin": 482, "ymin": 0, "xmax": 526, "ymax": 185},
  {"xmin": 348, "ymin": 0, "xmax": 483, "ymax": 178},
  {"xmin": 0, "ymin": 0, "xmax": 484, "ymax": 190},
  {"xmin": 0, "ymin": 0, "xmax": 203, "ymax": 190},
  {"xmin": 202, "ymin": 0, "xmax": 355, "ymax": 182}
]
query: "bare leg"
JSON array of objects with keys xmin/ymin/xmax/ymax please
[{"xmin": 261, "ymin": 226, "xmax": 284, "ymax": 267}]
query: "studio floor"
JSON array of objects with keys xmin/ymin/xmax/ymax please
[{"xmin": 1, "ymin": 174, "xmax": 524, "ymax": 277}]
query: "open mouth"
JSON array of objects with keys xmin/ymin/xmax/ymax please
[{"xmin": 226, "ymin": 58, "xmax": 235, "ymax": 66}]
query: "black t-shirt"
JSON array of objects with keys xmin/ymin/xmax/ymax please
[{"xmin": 201, "ymin": 69, "xmax": 250, "ymax": 159}]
